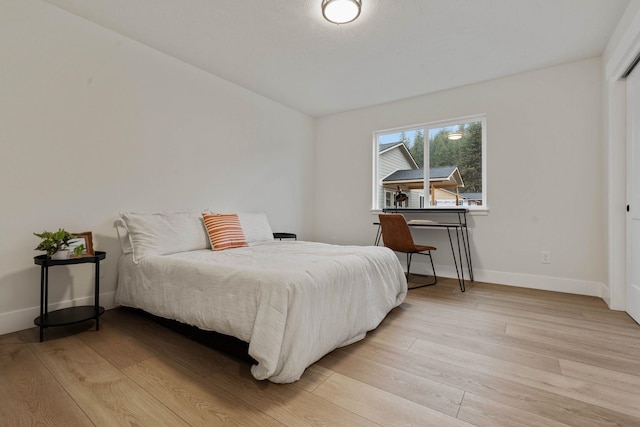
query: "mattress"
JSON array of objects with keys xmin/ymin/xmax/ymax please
[{"xmin": 115, "ymin": 240, "xmax": 407, "ymax": 383}]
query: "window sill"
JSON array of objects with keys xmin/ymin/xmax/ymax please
[{"xmin": 371, "ymin": 207, "xmax": 489, "ymax": 215}]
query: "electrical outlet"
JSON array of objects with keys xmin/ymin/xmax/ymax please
[{"xmin": 541, "ymin": 251, "xmax": 551, "ymax": 264}]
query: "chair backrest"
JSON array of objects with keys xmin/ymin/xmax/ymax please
[{"xmin": 378, "ymin": 214, "xmax": 416, "ymax": 253}]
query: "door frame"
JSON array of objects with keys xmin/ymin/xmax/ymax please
[
  {"xmin": 626, "ymin": 65, "xmax": 640, "ymax": 323},
  {"xmin": 605, "ymin": 5, "xmax": 640, "ymax": 311}
]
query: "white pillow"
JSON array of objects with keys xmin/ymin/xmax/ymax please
[
  {"xmin": 237, "ymin": 213, "xmax": 274, "ymax": 243},
  {"xmin": 120, "ymin": 210, "xmax": 210, "ymax": 263}
]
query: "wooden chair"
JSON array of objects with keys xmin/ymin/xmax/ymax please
[{"xmin": 378, "ymin": 214, "xmax": 437, "ymax": 289}]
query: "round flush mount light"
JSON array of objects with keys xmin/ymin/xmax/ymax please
[
  {"xmin": 322, "ymin": 0, "xmax": 362, "ymax": 24},
  {"xmin": 447, "ymin": 132, "xmax": 463, "ymax": 141}
]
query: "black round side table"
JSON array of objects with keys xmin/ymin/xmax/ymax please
[{"xmin": 33, "ymin": 251, "xmax": 106, "ymax": 342}]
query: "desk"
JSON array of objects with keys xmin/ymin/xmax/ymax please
[{"xmin": 375, "ymin": 208, "xmax": 473, "ymax": 292}]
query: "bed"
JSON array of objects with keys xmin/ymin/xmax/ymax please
[{"xmin": 114, "ymin": 211, "xmax": 407, "ymax": 383}]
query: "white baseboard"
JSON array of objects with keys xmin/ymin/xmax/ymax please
[
  {"xmin": 0, "ymin": 292, "xmax": 116, "ymax": 336},
  {"xmin": 434, "ymin": 265, "xmax": 604, "ymax": 298}
]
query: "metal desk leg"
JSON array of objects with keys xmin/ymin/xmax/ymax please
[
  {"xmin": 456, "ymin": 226, "xmax": 466, "ymax": 292},
  {"xmin": 460, "ymin": 224, "xmax": 473, "ymax": 282},
  {"xmin": 459, "ymin": 212, "xmax": 474, "ymax": 282},
  {"xmin": 446, "ymin": 227, "xmax": 466, "ymax": 292},
  {"xmin": 454, "ymin": 226, "xmax": 466, "ymax": 291}
]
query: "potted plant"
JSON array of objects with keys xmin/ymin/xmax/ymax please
[{"xmin": 34, "ymin": 228, "xmax": 85, "ymax": 259}]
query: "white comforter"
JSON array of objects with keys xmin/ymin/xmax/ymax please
[{"xmin": 115, "ymin": 240, "xmax": 407, "ymax": 383}]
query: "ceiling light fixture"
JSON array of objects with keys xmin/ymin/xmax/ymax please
[
  {"xmin": 322, "ymin": 0, "xmax": 362, "ymax": 24},
  {"xmin": 447, "ymin": 132, "xmax": 463, "ymax": 141}
]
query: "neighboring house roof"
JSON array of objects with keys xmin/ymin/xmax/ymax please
[
  {"xmin": 378, "ymin": 142, "xmax": 419, "ymax": 169},
  {"xmin": 382, "ymin": 165, "xmax": 465, "ymax": 188},
  {"xmin": 460, "ymin": 192, "xmax": 482, "ymax": 200},
  {"xmin": 430, "ymin": 166, "xmax": 459, "ymax": 181},
  {"xmin": 383, "ymin": 169, "xmax": 423, "ymax": 181},
  {"xmin": 379, "ymin": 142, "xmax": 403, "ymax": 153}
]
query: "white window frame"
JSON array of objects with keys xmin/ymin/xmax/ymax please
[{"xmin": 372, "ymin": 114, "xmax": 487, "ymax": 211}]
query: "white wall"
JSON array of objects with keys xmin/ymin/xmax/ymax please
[
  {"xmin": 0, "ymin": 0, "xmax": 315, "ymax": 334},
  {"xmin": 314, "ymin": 58, "xmax": 605, "ymax": 296}
]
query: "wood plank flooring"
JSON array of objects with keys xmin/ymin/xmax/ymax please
[{"xmin": 1, "ymin": 278, "xmax": 640, "ymax": 426}]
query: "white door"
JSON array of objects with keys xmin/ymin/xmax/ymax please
[{"xmin": 627, "ymin": 65, "xmax": 640, "ymax": 324}]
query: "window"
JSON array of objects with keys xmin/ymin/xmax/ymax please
[{"xmin": 373, "ymin": 115, "xmax": 486, "ymax": 210}]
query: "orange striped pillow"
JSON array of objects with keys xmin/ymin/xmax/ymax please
[{"xmin": 202, "ymin": 213, "xmax": 249, "ymax": 251}]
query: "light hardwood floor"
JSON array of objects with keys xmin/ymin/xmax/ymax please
[{"xmin": 2, "ymin": 278, "xmax": 640, "ymax": 426}]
